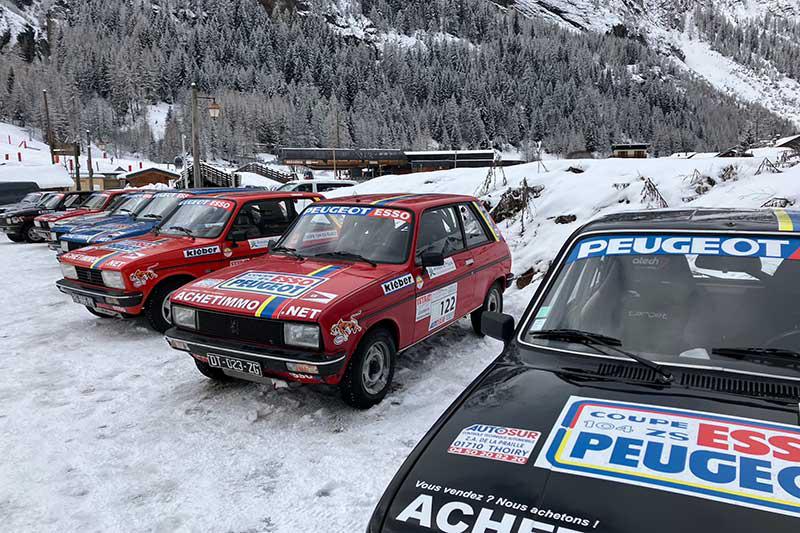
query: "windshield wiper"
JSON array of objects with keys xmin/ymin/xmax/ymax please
[
  {"xmin": 168, "ymin": 226, "xmax": 195, "ymax": 240},
  {"xmin": 313, "ymin": 251, "xmax": 377, "ymax": 267},
  {"xmin": 530, "ymin": 329, "xmax": 674, "ymax": 383},
  {"xmin": 271, "ymin": 245, "xmax": 304, "ymax": 260},
  {"xmin": 712, "ymin": 347, "xmax": 800, "ymax": 368},
  {"xmin": 141, "ymin": 214, "xmax": 162, "ymax": 220}
]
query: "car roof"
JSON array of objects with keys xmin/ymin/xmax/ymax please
[
  {"xmin": 284, "ymin": 179, "xmax": 356, "ymax": 185},
  {"xmin": 580, "ymin": 208, "xmax": 800, "ymax": 235},
  {"xmin": 316, "ymin": 193, "xmax": 477, "ymax": 211}
]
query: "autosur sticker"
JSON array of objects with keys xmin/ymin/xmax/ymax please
[
  {"xmin": 534, "ymin": 396, "xmax": 800, "ymax": 517},
  {"xmin": 448, "ymin": 424, "xmax": 541, "ymax": 465}
]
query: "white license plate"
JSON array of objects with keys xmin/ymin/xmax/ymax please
[
  {"xmin": 50, "ymin": 232, "xmax": 57, "ymax": 240},
  {"xmin": 207, "ymin": 354, "xmax": 262, "ymax": 376},
  {"xmin": 71, "ymin": 294, "xmax": 96, "ymax": 307}
]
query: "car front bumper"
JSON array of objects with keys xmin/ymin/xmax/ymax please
[
  {"xmin": 0, "ymin": 222, "xmax": 24, "ymax": 234},
  {"xmin": 165, "ymin": 327, "xmax": 348, "ymax": 380},
  {"xmin": 56, "ymin": 279, "xmax": 143, "ymax": 308}
]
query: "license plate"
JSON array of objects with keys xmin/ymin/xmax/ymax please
[
  {"xmin": 50, "ymin": 232, "xmax": 57, "ymax": 241},
  {"xmin": 71, "ymin": 294, "xmax": 96, "ymax": 307},
  {"xmin": 207, "ymin": 354, "xmax": 262, "ymax": 376}
]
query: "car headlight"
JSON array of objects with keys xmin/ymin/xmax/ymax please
[
  {"xmin": 10, "ymin": 217, "xmax": 21, "ymax": 224},
  {"xmin": 284, "ymin": 323, "xmax": 320, "ymax": 349},
  {"xmin": 61, "ymin": 240, "xmax": 70, "ymax": 252},
  {"xmin": 172, "ymin": 305, "xmax": 197, "ymax": 330},
  {"xmin": 101, "ymin": 270, "xmax": 126, "ymax": 289},
  {"xmin": 35, "ymin": 220, "xmax": 42, "ymax": 228},
  {"xmin": 60, "ymin": 263, "xmax": 78, "ymax": 280}
]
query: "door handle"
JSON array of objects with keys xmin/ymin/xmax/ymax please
[{"xmin": 465, "ymin": 259, "xmax": 475, "ymax": 266}]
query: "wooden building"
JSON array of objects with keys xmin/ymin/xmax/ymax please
[
  {"xmin": 123, "ymin": 167, "xmax": 180, "ymax": 188},
  {"xmin": 776, "ymin": 134, "xmax": 800, "ymax": 151},
  {"xmin": 611, "ymin": 143, "xmax": 650, "ymax": 159}
]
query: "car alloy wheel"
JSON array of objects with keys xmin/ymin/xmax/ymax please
[{"xmin": 362, "ymin": 340, "xmax": 391, "ymax": 396}]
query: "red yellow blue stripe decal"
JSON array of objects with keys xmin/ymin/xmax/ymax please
[
  {"xmin": 774, "ymin": 209, "xmax": 800, "ymax": 232},
  {"xmin": 473, "ymin": 201, "xmax": 500, "ymax": 241},
  {"xmin": 91, "ymin": 251, "xmax": 125, "ymax": 269},
  {"xmin": 371, "ymin": 194, "xmax": 418, "ymax": 206},
  {"xmin": 253, "ymin": 264, "xmax": 344, "ymax": 318}
]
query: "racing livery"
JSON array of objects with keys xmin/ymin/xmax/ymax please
[
  {"xmin": 1, "ymin": 191, "xmax": 93, "ymax": 243},
  {"xmin": 32, "ymin": 189, "xmax": 131, "ymax": 242},
  {"xmin": 56, "ymin": 191, "xmax": 320, "ymax": 331},
  {"xmin": 368, "ymin": 208, "xmax": 800, "ymax": 533},
  {"xmin": 165, "ymin": 194, "xmax": 512, "ymax": 408}
]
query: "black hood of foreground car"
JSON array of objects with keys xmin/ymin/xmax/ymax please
[{"xmin": 371, "ymin": 355, "xmax": 800, "ymax": 533}]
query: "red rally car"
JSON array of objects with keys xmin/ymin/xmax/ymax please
[
  {"xmin": 164, "ymin": 194, "xmax": 513, "ymax": 408},
  {"xmin": 32, "ymin": 189, "xmax": 132, "ymax": 242},
  {"xmin": 55, "ymin": 190, "xmax": 322, "ymax": 332}
]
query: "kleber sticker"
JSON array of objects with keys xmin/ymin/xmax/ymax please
[
  {"xmin": 426, "ymin": 257, "xmax": 457, "ymax": 279},
  {"xmin": 331, "ymin": 311, "xmax": 363, "ymax": 345},
  {"xmin": 129, "ymin": 268, "xmax": 158, "ymax": 288},
  {"xmin": 567, "ymin": 235, "xmax": 800, "ymax": 264},
  {"xmin": 184, "ymin": 245, "xmax": 221, "ymax": 259},
  {"xmin": 534, "ymin": 396, "xmax": 800, "ymax": 517},
  {"xmin": 219, "ymin": 271, "xmax": 328, "ymax": 298},
  {"xmin": 449, "ymin": 424, "xmax": 541, "ymax": 465},
  {"xmin": 382, "ymin": 273, "xmax": 414, "ymax": 295}
]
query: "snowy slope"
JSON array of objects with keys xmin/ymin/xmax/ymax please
[{"xmin": 0, "ymin": 0, "xmax": 38, "ymax": 41}]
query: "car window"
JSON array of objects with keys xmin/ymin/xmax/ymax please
[
  {"xmin": 231, "ymin": 199, "xmax": 294, "ymax": 239},
  {"xmin": 295, "ymin": 183, "xmax": 313, "ymax": 193},
  {"xmin": 62, "ymin": 194, "xmax": 85, "ymax": 208},
  {"xmin": 416, "ymin": 206, "xmax": 465, "ymax": 258},
  {"xmin": 459, "ymin": 203, "xmax": 491, "ymax": 248}
]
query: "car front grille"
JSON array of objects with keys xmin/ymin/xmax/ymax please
[
  {"xmin": 39, "ymin": 221, "xmax": 50, "ymax": 231},
  {"xmin": 75, "ymin": 267, "xmax": 105, "ymax": 287},
  {"xmin": 196, "ymin": 309, "xmax": 283, "ymax": 346},
  {"xmin": 65, "ymin": 240, "xmax": 84, "ymax": 251}
]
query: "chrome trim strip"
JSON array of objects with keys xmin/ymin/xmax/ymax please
[{"xmin": 165, "ymin": 335, "xmax": 347, "ymax": 366}]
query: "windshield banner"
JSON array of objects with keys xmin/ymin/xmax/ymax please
[
  {"xmin": 180, "ymin": 199, "xmax": 234, "ymax": 210},
  {"xmin": 568, "ymin": 235, "xmax": 800, "ymax": 264},
  {"xmin": 535, "ymin": 396, "xmax": 800, "ymax": 517},
  {"xmin": 303, "ymin": 205, "xmax": 411, "ymax": 222}
]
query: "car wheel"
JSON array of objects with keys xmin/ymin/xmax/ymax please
[
  {"xmin": 339, "ymin": 328, "xmax": 396, "ymax": 409},
  {"xmin": 6, "ymin": 233, "xmax": 25, "ymax": 243},
  {"xmin": 144, "ymin": 278, "xmax": 190, "ymax": 333},
  {"xmin": 471, "ymin": 282, "xmax": 503, "ymax": 336},
  {"xmin": 24, "ymin": 224, "xmax": 44, "ymax": 243},
  {"xmin": 86, "ymin": 306, "xmax": 114, "ymax": 319},
  {"xmin": 194, "ymin": 358, "xmax": 230, "ymax": 381}
]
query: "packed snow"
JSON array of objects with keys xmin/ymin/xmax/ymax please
[{"xmin": 2, "ymin": 149, "xmax": 800, "ymax": 531}]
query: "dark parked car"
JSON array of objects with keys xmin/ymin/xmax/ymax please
[
  {"xmin": 368, "ymin": 208, "xmax": 800, "ymax": 533},
  {"xmin": 0, "ymin": 182, "xmax": 43, "ymax": 214},
  {"xmin": 1, "ymin": 191, "xmax": 92, "ymax": 243}
]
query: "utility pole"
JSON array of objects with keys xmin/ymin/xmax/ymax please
[
  {"xmin": 86, "ymin": 130, "xmax": 94, "ymax": 191},
  {"xmin": 42, "ymin": 90, "xmax": 54, "ymax": 164},
  {"xmin": 181, "ymin": 134, "xmax": 188, "ymax": 188},
  {"xmin": 191, "ymin": 83, "xmax": 202, "ymax": 188},
  {"xmin": 73, "ymin": 141, "xmax": 81, "ymax": 191},
  {"xmin": 332, "ymin": 106, "xmax": 340, "ymax": 179}
]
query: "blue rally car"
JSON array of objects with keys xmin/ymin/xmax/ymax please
[{"xmin": 58, "ymin": 189, "xmax": 243, "ymax": 252}]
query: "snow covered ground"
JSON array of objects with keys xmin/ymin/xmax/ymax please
[{"xmin": 2, "ymin": 150, "xmax": 800, "ymax": 531}]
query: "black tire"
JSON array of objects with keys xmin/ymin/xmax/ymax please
[
  {"xmin": 86, "ymin": 306, "xmax": 114, "ymax": 319},
  {"xmin": 144, "ymin": 278, "xmax": 191, "ymax": 333},
  {"xmin": 471, "ymin": 282, "xmax": 504, "ymax": 336},
  {"xmin": 24, "ymin": 224, "xmax": 44, "ymax": 243},
  {"xmin": 194, "ymin": 358, "xmax": 230, "ymax": 381},
  {"xmin": 6, "ymin": 233, "xmax": 25, "ymax": 243},
  {"xmin": 339, "ymin": 328, "xmax": 396, "ymax": 409}
]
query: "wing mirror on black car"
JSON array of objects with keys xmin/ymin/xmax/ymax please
[
  {"xmin": 481, "ymin": 312, "xmax": 516, "ymax": 345},
  {"xmin": 420, "ymin": 251, "xmax": 445, "ymax": 267}
]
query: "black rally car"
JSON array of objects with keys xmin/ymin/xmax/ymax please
[
  {"xmin": 368, "ymin": 209, "xmax": 800, "ymax": 533},
  {"xmin": 0, "ymin": 191, "xmax": 91, "ymax": 243}
]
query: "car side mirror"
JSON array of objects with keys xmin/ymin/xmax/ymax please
[
  {"xmin": 266, "ymin": 239, "xmax": 279, "ymax": 250},
  {"xmin": 482, "ymin": 312, "xmax": 515, "ymax": 344},
  {"xmin": 420, "ymin": 251, "xmax": 445, "ymax": 267},
  {"xmin": 229, "ymin": 229, "xmax": 248, "ymax": 245}
]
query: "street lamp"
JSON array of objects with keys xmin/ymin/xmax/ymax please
[{"xmin": 190, "ymin": 82, "xmax": 222, "ymax": 188}]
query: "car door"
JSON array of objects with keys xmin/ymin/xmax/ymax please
[
  {"xmin": 413, "ymin": 205, "xmax": 476, "ymax": 339},
  {"xmin": 457, "ymin": 202, "xmax": 499, "ymax": 306},
  {"xmin": 223, "ymin": 198, "xmax": 301, "ymax": 265}
]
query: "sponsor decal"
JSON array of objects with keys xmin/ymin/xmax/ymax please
[
  {"xmin": 229, "ymin": 258, "xmax": 251, "ymax": 267},
  {"xmin": 248, "ymin": 237, "xmax": 272, "ymax": 250},
  {"xmin": 129, "ymin": 268, "xmax": 158, "ymax": 288},
  {"xmin": 286, "ymin": 372, "xmax": 322, "ymax": 383},
  {"xmin": 395, "ymin": 481, "xmax": 594, "ymax": 532},
  {"xmin": 192, "ymin": 278, "xmax": 226, "ymax": 288},
  {"xmin": 172, "ymin": 290, "xmax": 261, "ymax": 311},
  {"xmin": 382, "ymin": 273, "xmax": 415, "ymax": 295},
  {"xmin": 300, "ymin": 291, "xmax": 337, "ymax": 305},
  {"xmin": 102, "ymin": 239, "xmax": 163, "ymax": 253},
  {"xmin": 223, "ymin": 247, "xmax": 233, "ymax": 258},
  {"xmin": 184, "ymin": 245, "xmax": 221, "ymax": 259},
  {"xmin": 331, "ymin": 311, "xmax": 362, "ymax": 345},
  {"xmin": 535, "ymin": 396, "xmax": 800, "ymax": 517},
  {"xmin": 303, "ymin": 229, "xmax": 339, "ymax": 242},
  {"xmin": 568, "ymin": 235, "xmax": 800, "ymax": 264},
  {"xmin": 449, "ymin": 425, "xmax": 541, "ymax": 465},
  {"xmin": 62, "ymin": 253, "xmax": 96, "ymax": 264},
  {"xmin": 473, "ymin": 201, "xmax": 501, "ymax": 241},
  {"xmin": 426, "ymin": 257, "xmax": 457, "ymax": 279},
  {"xmin": 280, "ymin": 305, "xmax": 322, "ymax": 320},
  {"xmin": 416, "ymin": 275, "xmax": 424, "ymax": 290},
  {"xmin": 304, "ymin": 204, "xmax": 411, "ymax": 222},
  {"xmin": 181, "ymin": 199, "xmax": 234, "ymax": 210},
  {"xmin": 416, "ymin": 283, "xmax": 458, "ymax": 330}
]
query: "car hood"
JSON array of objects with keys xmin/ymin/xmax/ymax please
[
  {"xmin": 377, "ymin": 361, "xmax": 800, "ymax": 533},
  {"xmin": 60, "ymin": 234, "xmax": 213, "ymax": 269},
  {"xmin": 37, "ymin": 208, "xmax": 95, "ymax": 223},
  {"xmin": 54, "ymin": 213, "xmax": 123, "ymax": 231},
  {"xmin": 3, "ymin": 206, "xmax": 47, "ymax": 218},
  {"xmin": 63, "ymin": 219, "xmax": 157, "ymax": 243},
  {"xmin": 174, "ymin": 255, "xmax": 393, "ymax": 320}
]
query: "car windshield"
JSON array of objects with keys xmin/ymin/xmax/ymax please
[
  {"xmin": 21, "ymin": 193, "xmax": 41, "ymax": 204},
  {"xmin": 111, "ymin": 195, "xmax": 151, "ymax": 216},
  {"xmin": 102, "ymin": 195, "xmax": 127, "ymax": 213},
  {"xmin": 279, "ymin": 204, "xmax": 413, "ymax": 264},
  {"xmin": 80, "ymin": 194, "xmax": 109, "ymax": 210},
  {"xmin": 159, "ymin": 199, "xmax": 235, "ymax": 238},
  {"xmin": 62, "ymin": 195, "xmax": 85, "ymax": 209},
  {"xmin": 42, "ymin": 194, "xmax": 64, "ymax": 209},
  {"xmin": 276, "ymin": 183, "xmax": 297, "ymax": 192},
  {"xmin": 136, "ymin": 193, "xmax": 186, "ymax": 220},
  {"xmin": 522, "ymin": 233, "xmax": 800, "ymax": 376}
]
